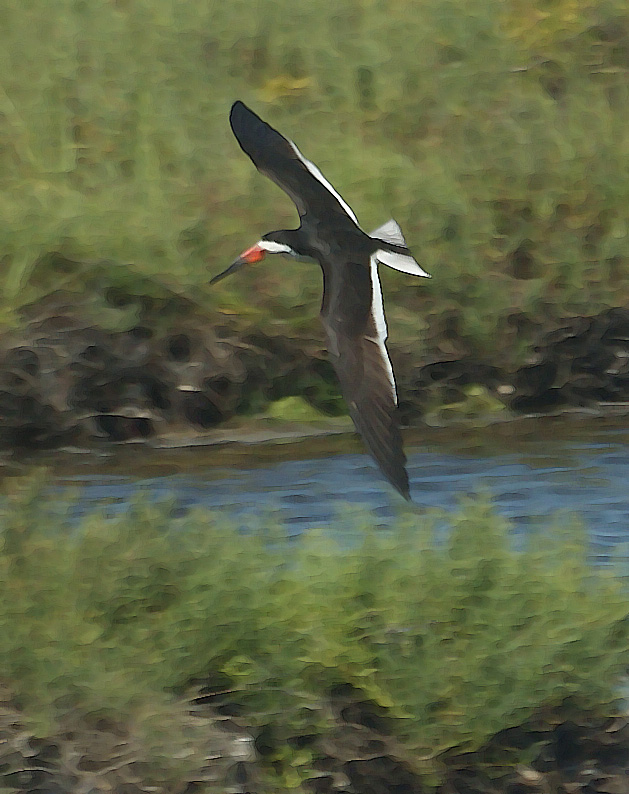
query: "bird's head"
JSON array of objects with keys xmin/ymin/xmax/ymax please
[{"xmin": 209, "ymin": 232, "xmax": 296, "ymax": 285}]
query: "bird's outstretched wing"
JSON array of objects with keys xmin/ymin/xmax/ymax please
[
  {"xmin": 320, "ymin": 256, "xmax": 410, "ymax": 500},
  {"xmin": 230, "ymin": 101, "xmax": 359, "ymax": 226}
]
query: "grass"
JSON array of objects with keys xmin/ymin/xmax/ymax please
[
  {"xmin": 1, "ymin": 473, "xmax": 628, "ymax": 788},
  {"xmin": 1, "ymin": 0, "xmax": 629, "ymax": 360}
]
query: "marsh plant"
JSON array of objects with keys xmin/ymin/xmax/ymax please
[
  {"xmin": 1, "ymin": 0, "xmax": 629, "ymax": 359},
  {"xmin": 0, "ymin": 475, "xmax": 628, "ymax": 787}
]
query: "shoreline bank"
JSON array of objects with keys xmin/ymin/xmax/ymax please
[{"xmin": 2, "ymin": 292, "xmax": 629, "ymax": 453}]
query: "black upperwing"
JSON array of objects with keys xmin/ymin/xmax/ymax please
[
  {"xmin": 319, "ymin": 256, "xmax": 410, "ymax": 500},
  {"xmin": 230, "ymin": 101, "xmax": 360, "ymax": 227}
]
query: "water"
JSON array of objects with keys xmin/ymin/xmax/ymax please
[{"xmin": 8, "ymin": 412, "xmax": 626, "ymax": 561}]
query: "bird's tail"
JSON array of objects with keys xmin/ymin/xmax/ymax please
[{"xmin": 369, "ymin": 219, "xmax": 430, "ymax": 278}]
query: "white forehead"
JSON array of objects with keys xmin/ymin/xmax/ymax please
[{"xmin": 258, "ymin": 239, "xmax": 293, "ymax": 254}]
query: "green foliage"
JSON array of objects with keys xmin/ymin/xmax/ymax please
[
  {"xmin": 266, "ymin": 396, "xmax": 329, "ymax": 421},
  {"xmin": 424, "ymin": 384, "xmax": 508, "ymax": 425},
  {"xmin": 1, "ymin": 474, "xmax": 628, "ymax": 785},
  {"xmin": 1, "ymin": 0, "xmax": 629, "ymax": 353}
]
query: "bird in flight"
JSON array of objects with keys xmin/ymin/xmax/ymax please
[{"xmin": 211, "ymin": 101, "xmax": 430, "ymax": 499}]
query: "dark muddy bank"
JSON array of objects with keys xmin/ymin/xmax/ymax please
[{"xmin": 2, "ymin": 290, "xmax": 629, "ymax": 451}]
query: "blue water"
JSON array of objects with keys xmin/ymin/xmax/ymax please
[{"xmin": 37, "ymin": 414, "xmax": 629, "ymax": 561}]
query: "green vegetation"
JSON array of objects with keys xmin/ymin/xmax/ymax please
[
  {"xmin": 1, "ymin": 0, "xmax": 629, "ymax": 359},
  {"xmin": 424, "ymin": 384, "xmax": 508, "ymax": 425},
  {"xmin": 1, "ymin": 475, "xmax": 628, "ymax": 788}
]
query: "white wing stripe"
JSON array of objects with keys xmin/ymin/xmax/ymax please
[
  {"xmin": 288, "ymin": 140, "xmax": 360, "ymax": 225},
  {"xmin": 368, "ymin": 254, "xmax": 397, "ymax": 405}
]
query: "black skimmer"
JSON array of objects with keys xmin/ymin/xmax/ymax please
[{"xmin": 211, "ymin": 101, "xmax": 430, "ymax": 499}]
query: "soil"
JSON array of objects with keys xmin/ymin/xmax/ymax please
[
  {"xmin": 1, "ymin": 686, "xmax": 628, "ymax": 793},
  {"xmin": 2, "ymin": 291, "xmax": 629, "ymax": 452}
]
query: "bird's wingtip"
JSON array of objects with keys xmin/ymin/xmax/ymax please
[
  {"xmin": 229, "ymin": 101, "xmax": 249, "ymax": 138},
  {"xmin": 230, "ymin": 100, "xmax": 245, "ymax": 118},
  {"xmin": 399, "ymin": 486, "xmax": 412, "ymax": 502},
  {"xmin": 230, "ymin": 101, "xmax": 262, "ymax": 136},
  {"xmin": 232, "ymin": 99, "xmax": 258, "ymax": 116}
]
